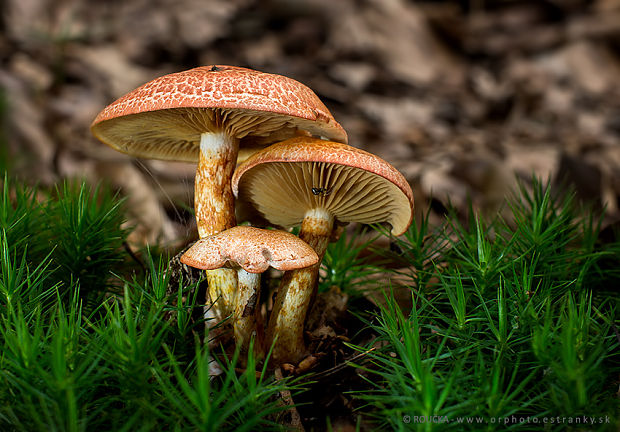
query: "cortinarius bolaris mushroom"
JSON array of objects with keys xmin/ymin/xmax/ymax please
[
  {"xmin": 91, "ymin": 65, "xmax": 346, "ymax": 321},
  {"xmin": 232, "ymin": 137, "xmax": 414, "ymax": 363},
  {"xmin": 180, "ymin": 226, "xmax": 319, "ymax": 352}
]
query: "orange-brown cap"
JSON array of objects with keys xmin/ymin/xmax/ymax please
[
  {"xmin": 91, "ymin": 65, "xmax": 347, "ymax": 162},
  {"xmin": 232, "ymin": 137, "xmax": 414, "ymax": 236},
  {"xmin": 180, "ymin": 226, "xmax": 319, "ymax": 273}
]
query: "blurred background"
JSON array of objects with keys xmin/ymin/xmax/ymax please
[{"xmin": 1, "ymin": 0, "xmax": 619, "ymax": 248}]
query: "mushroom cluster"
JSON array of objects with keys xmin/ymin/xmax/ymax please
[{"xmin": 92, "ymin": 65, "xmax": 413, "ymax": 366}]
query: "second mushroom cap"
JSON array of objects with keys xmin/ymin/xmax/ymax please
[{"xmin": 232, "ymin": 136, "xmax": 414, "ymax": 236}]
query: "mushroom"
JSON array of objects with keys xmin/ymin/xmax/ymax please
[
  {"xmin": 232, "ymin": 137, "xmax": 414, "ymax": 363},
  {"xmin": 91, "ymin": 65, "xmax": 346, "ymax": 321},
  {"xmin": 180, "ymin": 226, "xmax": 319, "ymax": 353}
]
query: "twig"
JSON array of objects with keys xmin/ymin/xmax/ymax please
[
  {"xmin": 274, "ymin": 366, "xmax": 304, "ymax": 431},
  {"xmin": 307, "ymin": 347, "xmax": 377, "ymax": 381},
  {"xmin": 123, "ymin": 241, "xmax": 146, "ymax": 273}
]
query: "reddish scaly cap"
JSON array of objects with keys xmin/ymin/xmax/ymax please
[
  {"xmin": 232, "ymin": 137, "xmax": 414, "ymax": 207},
  {"xmin": 91, "ymin": 65, "xmax": 346, "ymax": 141}
]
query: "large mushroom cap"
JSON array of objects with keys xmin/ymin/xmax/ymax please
[
  {"xmin": 180, "ymin": 226, "xmax": 319, "ymax": 273},
  {"xmin": 232, "ymin": 137, "xmax": 414, "ymax": 236},
  {"xmin": 91, "ymin": 65, "xmax": 347, "ymax": 162}
]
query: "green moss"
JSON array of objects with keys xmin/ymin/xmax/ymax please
[
  {"xmin": 0, "ymin": 177, "xmax": 617, "ymax": 431},
  {"xmin": 351, "ymin": 179, "xmax": 619, "ymax": 431}
]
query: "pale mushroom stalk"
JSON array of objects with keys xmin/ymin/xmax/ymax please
[
  {"xmin": 195, "ymin": 132, "xmax": 240, "ymax": 320},
  {"xmin": 208, "ymin": 266, "xmax": 263, "ymax": 355},
  {"xmin": 266, "ymin": 208, "xmax": 333, "ymax": 363},
  {"xmin": 234, "ymin": 269, "xmax": 262, "ymax": 351}
]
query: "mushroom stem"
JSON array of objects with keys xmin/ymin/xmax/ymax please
[
  {"xmin": 266, "ymin": 208, "xmax": 334, "ymax": 364},
  {"xmin": 195, "ymin": 131, "xmax": 239, "ymax": 237},
  {"xmin": 204, "ymin": 268, "xmax": 236, "ymax": 324},
  {"xmin": 196, "ymin": 131, "xmax": 239, "ymax": 321},
  {"xmin": 235, "ymin": 269, "xmax": 263, "ymax": 354}
]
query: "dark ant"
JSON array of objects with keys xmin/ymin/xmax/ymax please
[{"xmin": 311, "ymin": 186, "xmax": 332, "ymax": 196}]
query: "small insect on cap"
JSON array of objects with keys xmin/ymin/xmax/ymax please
[
  {"xmin": 232, "ymin": 137, "xmax": 415, "ymax": 236},
  {"xmin": 180, "ymin": 226, "xmax": 319, "ymax": 273}
]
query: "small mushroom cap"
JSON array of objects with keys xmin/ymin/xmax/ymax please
[
  {"xmin": 91, "ymin": 65, "xmax": 347, "ymax": 162},
  {"xmin": 180, "ymin": 226, "xmax": 319, "ymax": 273},
  {"xmin": 232, "ymin": 137, "xmax": 414, "ymax": 236}
]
